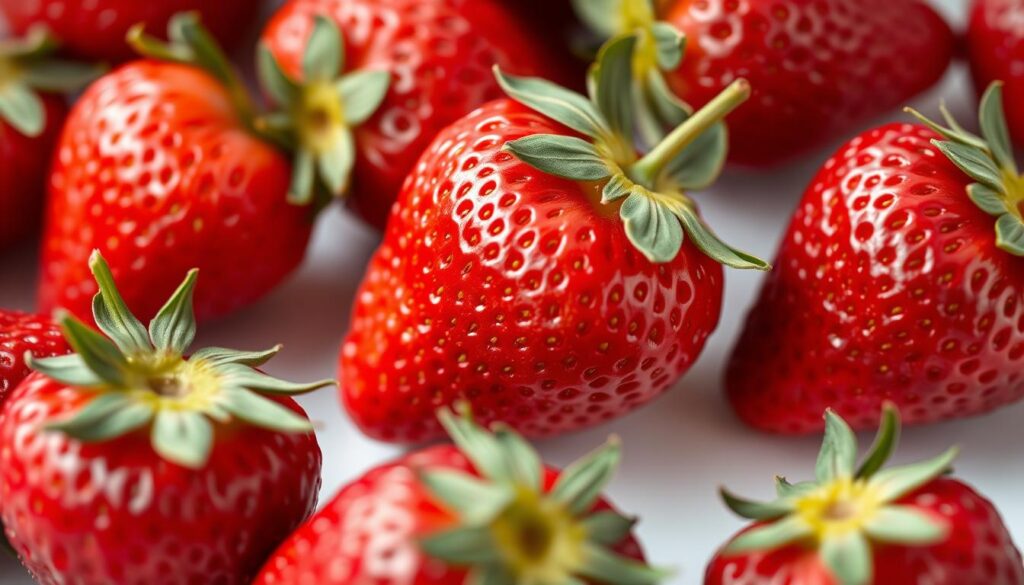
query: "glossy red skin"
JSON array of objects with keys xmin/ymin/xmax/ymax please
[
  {"xmin": 0, "ymin": 0, "xmax": 257, "ymax": 63},
  {"xmin": 261, "ymin": 0, "xmax": 577, "ymax": 230},
  {"xmin": 0, "ymin": 372, "xmax": 322, "ymax": 585},
  {"xmin": 0, "ymin": 95, "xmax": 66, "ymax": 252},
  {"xmin": 0, "ymin": 311, "xmax": 67, "ymax": 406},
  {"xmin": 38, "ymin": 61, "xmax": 312, "ymax": 325},
  {"xmin": 968, "ymin": 0, "xmax": 1024, "ymax": 144},
  {"xmin": 254, "ymin": 444, "xmax": 644, "ymax": 584},
  {"xmin": 705, "ymin": 478, "xmax": 1024, "ymax": 585},
  {"xmin": 341, "ymin": 99, "xmax": 723, "ymax": 442},
  {"xmin": 727, "ymin": 123, "xmax": 1024, "ymax": 433},
  {"xmin": 661, "ymin": 0, "xmax": 953, "ymax": 167}
]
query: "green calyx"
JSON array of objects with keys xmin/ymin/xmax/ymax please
[
  {"xmin": 906, "ymin": 82, "xmax": 1024, "ymax": 256},
  {"xmin": 419, "ymin": 404, "xmax": 669, "ymax": 585},
  {"xmin": 255, "ymin": 15, "xmax": 391, "ymax": 205},
  {"xmin": 0, "ymin": 26, "xmax": 103, "ymax": 137},
  {"xmin": 719, "ymin": 406, "xmax": 957, "ymax": 585},
  {"xmin": 28, "ymin": 251, "xmax": 334, "ymax": 470},
  {"xmin": 496, "ymin": 35, "xmax": 767, "ymax": 269}
]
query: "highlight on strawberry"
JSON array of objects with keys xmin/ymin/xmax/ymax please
[
  {"xmin": 340, "ymin": 31, "xmax": 768, "ymax": 443},
  {"xmin": 706, "ymin": 406, "xmax": 1024, "ymax": 585},
  {"xmin": 0, "ymin": 251, "xmax": 331, "ymax": 584},
  {"xmin": 255, "ymin": 403, "xmax": 666, "ymax": 585}
]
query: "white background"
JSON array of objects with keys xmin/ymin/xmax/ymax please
[{"xmin": 3, "ymin": 1, "xmax": 1018, "ymax": 584}]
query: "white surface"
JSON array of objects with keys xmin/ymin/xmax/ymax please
[{"xmin": 6, "ymin": 1, "xmax": 1022, "ymax": 584}]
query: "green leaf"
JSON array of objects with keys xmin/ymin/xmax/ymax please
[
  {"xmin": 220, "ymin": 387, "xmax": 314, "ymax": 433},
  {"xmin": 89, "ymin": 251, "xmax": 151, "ymax": 355},
  {"xmin": 815, "ymin": 410, "xmax": 859, "ymax": 483},
  {"xmin": 724, "ymin": 516, "xmax": 813, "ymax": 554},
  {"xmin": 336, "ymin": 69, "xmax": 390, "ymax": 125},
  {"xmin": 20, "ymin": 60, "xmax": 104, "ymax": 93},
  {"xmin": 148, "ymin": 268, "xmax": 199, "ymax": 356},
  {"xmin": 775, "ymin": 477, "xmax": 817, "ymax": 499},
  {"xmin": 720, "ymin": 488, "xmax": 794, "ymax": 521},
  {"xmin": 317, "ymin": 128, "xmax": 356, "ymax": 196},
  {"xmin": 663, "ymin": 119, "xmax": 727, "ymax": 190},
  {"xmin": 438, "ymin": 405, "xmax": 516, "ymax": 484},
  {"xmin": 905, "ymin": 104, "xmax": 987, "ymax": 151},
  {"xmin": 967, "ymin": 183, "xmax": 1009, "ymax": 217},
  {"xmin": 821, "ymin": 532, "xmax": 872, "ymax": 585},
  {"xmin": 602, "ymin": 173, "xmax": 634, "ymax": 203},
  {"xmin": 420, "ymin": 526, "xmax": 502, "ymax": 565},
  {"xmin": 578, "ymin": 544, "xmax": 669, "ymax": 585},
  {"xmin": 934, "ymin": 140, "xmax": 1004, "ymax": 190},
  {"xmin": 674, "ymin": 204, "xmax": 770, "ymax": 270},
  {"xmin": 467, "ymin": 566, "xmax": 517, "ymax": 585},
  {"xmin": 863, "ymin": 505, "xmax": 948, "ymax": 545},
  {"xmin": 619, "ymin": 190, "xmax": 685, "ymax": 263},
  {"xmin": 419, "ymin": 470, "xmax": 514, "ymax": 523},
  {"xmin": 48, "ymin": 397, "xmax": 153, "ymax": 442},
  {"xmin": 303, "ymin": 15, "xmax": 343, "ymax": 81},
  {"xmin": 871, "ymin": 447, "xmax": 958, "ymax": 502},
  {"xmin": 190, "ymin": 346, "xmax": 282, "ymax": 367},
  {"xmin": 978, "ymin": 82, "xmax": 1017, "ymax": 175},
  {"xmin": 169, "ymin": 13, "xmax": 240, "ymax": 97},
  {"xmin": 289, "ymin": 148, "xmax": 316, "ymax": 205},
  {"xmin": 593, "ymin": 35, "xmax": 637, "ymax": 139},
  {"xmin": 493, "ymin": 424, "xmax": 542, "ymax": 490},
  {"xmin": 995, "ymin": 213, "xmax": 1024, "ymax": 256},
  {"xmin": 582, "ymin": 511, "xmax": 637, "ymax": 546},
  {"xmin": 494, "ymin": 66, "xmax": 611, "ymax": 139},
  {"xmin": 634, "ymin": 69, "xmax": 688, "ymax": 151},
  {"xmin": 27, "ymin": 354, "xmax": 104, "ymax": 388},
  {"xmin": 551, "ymin": 437, "xmax": 621, "ymax": 515},
  {"xmin": 151, "ymin": 410, "xmax": 214, "ymax": 469},
  {"xmin": 59, "ymin": 314, "xmax": 129, "ymax": 386},
  {"xmin": 0, "ymin": 81, "xmax": 44, "ymax": 137},
  {"xmin": 504, "ymin": 135, "xmax": 614, "ymax": 181},
  {"xmin": 650, "ymin": 22, "xmax": 685, "ymax": 70},
  {"xmin": 217, "ymin": 363, "xmax": 334, "ymax": 395},
  {"xmin": 856, "ymin": 404, "xmax": 900, "ymax": 480},
  {"xmin": 570, "ymin": 0, "xmax": 622, "ymax": 36},
  {"xmin": 258, "ymin": 43, "xmax": 299, "ymax": 106}
]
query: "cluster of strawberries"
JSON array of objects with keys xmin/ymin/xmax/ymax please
[{"xmin": 1, "ymin": 0, "xmax": 1023, "ymax": 584}]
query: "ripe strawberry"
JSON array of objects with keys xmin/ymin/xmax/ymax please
[
  {"xmin": 727, "ymin": 83, "xmax": 1024, "ymax": 433},
  {"xmin": 0, "ymin": 311, "xmax": 67, "ymax": 406},
  {"xmin": 968, "ymin": 0, "xmax": 1024, "ymax": 144},
  {"xmin": 1, "ymin": 252, "xmax": 331, "ymax": 585},
  {"xmin": 705, "ymin": 407, "xmax": 1024, "ymax": 585},
  {"xmin": 255, "ymin": 404, "xmax": 663, "ymax": 584},
  {"xmin": 37, "ymin": 14, "xmax": 315, "ymax": 325},
  {"xmin": 258, "ymin": 0, "xmax": 578, "ymax": 229},
  {"xmin": 341, "ymin": 36, "xmax": 768, "ymax": 442},
  {"xmin": 572, "ymin": 0, "xmax": 954, "ymax": 166},
  {"xmin": 0, "ymin": 0, "xmax": 258, "ymax": 63},
  {"xmin": 0, "ymin": 30, "xmax": 101, "ymax": 252}
]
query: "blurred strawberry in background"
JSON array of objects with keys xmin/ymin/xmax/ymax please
[{"xmin": 967, "ymin": 0, "xmax": 1024, "ymax": 143}]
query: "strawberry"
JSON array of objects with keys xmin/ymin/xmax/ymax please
[
  {"xmin": 257, "ymin": 0, "xmax": 578, "ymax": 229},
  {"xmin": 572, "ymin": 0, "xmax": 955, "ymax": 166},
  {"xmin": 705, "ymin": 406, "xmax": 1024, "ymax": 585},
  {"xmin": 0, "ymin": 1, "xmax": 258, "ymax": 63},
  {"xmin": 254, "ymin": 404, "xmax": 663, "ymax": 584},
  {"xmin": 1, "ymin": 251, "xmax": 331, "ymax": 585},
  {"xmin": 341, "ymin": 36, "xmax": 768, "ymax": 442},
  {"xmin": 968, "ymin": 0, "xmax": 1024, "ymax": 144},
  {"xmin": 0, "ymin": 311, "xmax": 67, "ymax": 407},
  {"xmin": 37, "ymin": 14, "xmax": 315, "ymax": 325},
  {"xmin": 726, "ymin": 83, "xmax": 1024, "ymax": 434},
  {"xmin": 0, "ymin": 30, "xmax": 101, "ymax": 252}
]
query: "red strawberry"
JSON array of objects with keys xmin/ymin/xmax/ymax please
[
  {"xmin": 341, "ymin": 36, "xmax": 768, "ymax": 442},
  {"xmin": 0, "ymin": 1, "xmax": 258, "ymax": 63},
  {"xmin": 968, "ymin": 0, "xmax": 1024, "ymax": 143},
  {"xmin": 257, "ymin": 0, "xmax": 578, "ymax": 229},
  {"xmin": 705, "ymin": 407, "xmax": 1024, "ymax": 585},
  {"xmin": 255, "ymin": 404, "xmax": 662, "ymax": 584},
  {"xmin": 572, "ymin": 0, "xmax": 954, "ymax": 166},
  {"xmin": 37, "ymin": 14, "xmax": 315, "ymax": 325},
  {"xmin": 1, "ymin": 251, "xmax": 331, "ymax": 585},
  {"xmin": 0, "ymin": 311, "xmax": 67, "ymax": 406},
  {"xmin": 726, "ymin": 83, "xmax": 1024, "ymax": 433},
  {"xmin": 0, "ymin": 30, "xmax": 101, "ymax": 252}
]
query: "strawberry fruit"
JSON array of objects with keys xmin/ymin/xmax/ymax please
[
  {"xmin": 0, "ymin": 1, "xmax": 258, "ymax": 63},
  {"xmin": 341, "ymin": 35, "xmax": 768, "ymax": 442},
  {"xmin": 705, "ymin": 406, "xmax": 1024, "ymax": 585},
  {"xmin": 1, "ymin": 252, "xmax": 330, "ymax": 584},
  {"xmin": 258, "ymin": 0, "xmax": 577, "ymax": 229},
  {"xmin": 572, "ymin": 0, "xmax": 955, "ymax": 166},
  {"xmin": 38, "ymin": 14, "xmax": 315, "ymax": 325},
  {"xmin": 968, "ymin": 0, "xmax": 1024, "ymax": 144},
  {"xmin": 727, "ymin": 83, "xmax": 1024, "ymax": 433},
  {"xmin": 0, "ymin": 311, "xmax": 67, "ymax": 407},
  {"xmin": 255, "ymin": 404, "xmax": 663, "ymax": 584}
]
